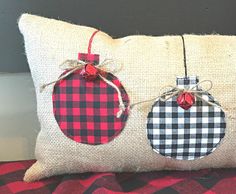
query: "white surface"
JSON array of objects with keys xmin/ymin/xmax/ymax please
[{"xmin": 0, "ymin": 72, "xmax": 39, "ymax": 161}]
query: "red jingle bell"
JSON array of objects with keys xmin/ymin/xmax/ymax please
[
  {"xmin": 80, "ymin": 63, "xmax": 99, "ymax": 81},
  {"xmin": 176, "ymin": 92, "xmax": 195, "ymax": 110}
]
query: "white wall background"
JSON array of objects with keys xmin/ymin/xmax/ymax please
[{"xmin": 0, "ymin": 73, "xmax": 39, "ymax": 161}]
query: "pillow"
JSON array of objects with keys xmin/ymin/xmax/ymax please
[{"xmin": 18, "ymin": 13, "xmax": 236, "ymax": 182}]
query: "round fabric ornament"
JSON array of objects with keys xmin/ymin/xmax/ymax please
[
  {"xmin": 146, "ymin": 76, "xmax": 226, "ymax": 160},
  {"xmin": 145, "ymin": 35, "xmax": 227, "ymax": 160},
  {"xmin": 41, "ymin": 30, "xmax": 130, "ymax": 145},
  {"xmin": 52, "ymin": 66, "xmax": 129, "ymax": 145}
]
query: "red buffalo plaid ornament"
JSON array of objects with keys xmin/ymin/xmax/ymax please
[
  {"xmin": 52, "ymin": 67, "xmax": 129, "ymax": 145},
  {"xmin": 177, "ymin": 92, "xmax": 195, "ymax": 110},
  {"xmin": 50, "ymin": 30, "xmax": 130, "ymax": 145}
]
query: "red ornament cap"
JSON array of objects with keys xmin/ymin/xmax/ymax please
[
  {"xmin": 80, "ymin": 63, "xmax": 99, "ymax": 81},
  {"xmin": 176, "ymin": 92, "xmax": 195, "ymax": 110}
]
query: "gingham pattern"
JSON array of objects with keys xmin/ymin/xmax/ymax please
[
  {"xmin": 2, "ymin": 160, "xmax": 236, "ymax": 194},
  {"xmin": 52, "ymin": 63, "xmax": 129, "ymax": 145},
  {"xmin": 147, "ymin": 76, "xmax": 226, "ymax": 160}
]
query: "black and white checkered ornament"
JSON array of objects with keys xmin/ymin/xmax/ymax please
[{"xmin": 147, "ymin": 76, "xmax": 226, "ymax": 160}]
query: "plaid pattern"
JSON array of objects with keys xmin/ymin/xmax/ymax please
[
  {"xmin": 147, "ymin": 76, "xmax": 226, "ymax": 160},
  {"xmin": 52, "ymin": 67, "xmax": 129, "ymax": 145},
  {"xmin": 78, "ymin": 53, "xmax": 100, "ymax": 65},
  {"xmin": 1, "ymin": 160, "xmax": 236, "ymax": 194}
]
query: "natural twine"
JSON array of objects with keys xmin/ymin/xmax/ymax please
[
  {"xmin": 40, "ymin": 59, "xmax": 126, "ymax": 118},
  {"xmin": 130, "ymin": 80, "xmax": 235, "ymax": 120}
]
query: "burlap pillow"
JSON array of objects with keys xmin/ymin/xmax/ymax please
[{"xmin": 18, "ymin": 13, "xmax": 236, "ymax": 182}]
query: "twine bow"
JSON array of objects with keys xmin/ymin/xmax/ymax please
[
  {"xmin": 158, "ymin": 80, "xmax": 221, "ymax": 108},
  {"xmin": 40, "ymin": 59, "xmax": 126, "ymax": 118},
  {"xmin": 130, "ymin": 80, "xmax": 222, "ymax": 110},
  {"xmin": 130, "ymin": 80, "xmax": 236, "ymax": 120}
]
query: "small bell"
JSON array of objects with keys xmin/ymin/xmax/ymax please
[
  {"xmin": 80, "ymin": 64, "xmax": 99, "ymax": 81},
  {"xmin": 175, "ymin": 76, "xmax": 198, "ymax": 110},
  {"xmin": 177, "ymin": 92, "xmax": 195, "ymax": 110}
]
